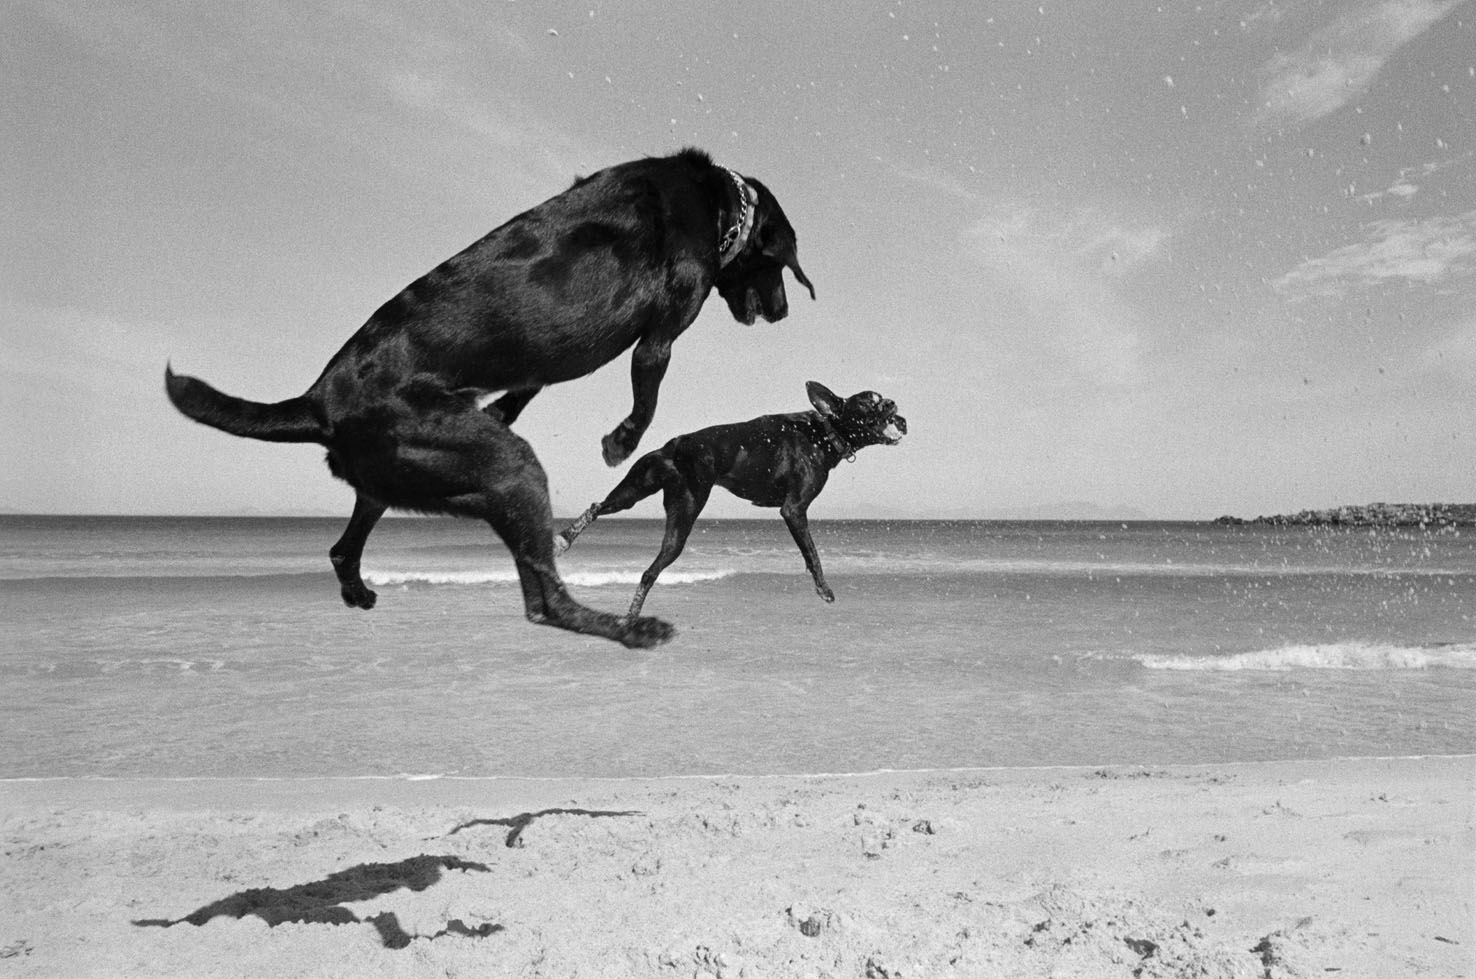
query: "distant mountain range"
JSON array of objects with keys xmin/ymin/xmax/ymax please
[
  {"xmin": 815, "ymin": 501, "xmax": 1154, "ymax": 521},
  {"xmin": 27, "ymin": 502, "xmax": 1472, "ymax": 525},
  {"xmin": 968, "ymin": 502, "xmax": 1153, "ymax": 521},
  {"xmin": 1, "ymin": 503, "xmax": 1160, "ymax": 521}
]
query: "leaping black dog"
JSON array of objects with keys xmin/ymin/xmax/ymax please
[
  {"xmin": 556, "ymin": 382, "xmax": 906, "ymax": 617},
  {"xmin": 164, "ymin": 149, "xmax": 813, "ymax": 649}
]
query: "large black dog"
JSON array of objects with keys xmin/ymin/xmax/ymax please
[
  {"xmin": 555, "ymin": 382, "xmax": 906, "ymax": 618},
  {"xmin": 165, "ymin": 149, "xmax": 813, "ymax": 649}
]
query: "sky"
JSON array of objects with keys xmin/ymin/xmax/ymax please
[{"xmin": 3, "ymin": 0, "xmax": 1474, "ymax": 520}]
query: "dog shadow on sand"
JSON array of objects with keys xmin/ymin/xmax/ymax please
[
  {"xmin": 133, "ymin": 853, "xmax": 496, "ymax": 949},
  {"xmin": 132, "ymin": 809, "xmax": 641, "ymax": 949}
]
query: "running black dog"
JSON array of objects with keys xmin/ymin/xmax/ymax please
[
  {"xmin": 165, "ymin": 148, "xmax": 813, "ymax": 649},
  {"xmin": 556, "ymin": 382, "xmax": 906, "ymax": 617}
]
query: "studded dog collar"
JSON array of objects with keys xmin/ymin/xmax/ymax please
[
  {"xmin": 816, "ymin": 414, "xmax": 858, "ymax": 464},
  {"xmin": 718, "ymin": 167, "xmax": 757, "ymax": 268}
]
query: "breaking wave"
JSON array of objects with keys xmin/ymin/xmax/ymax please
[
  {"xmin": 363, "ymin": 567, "xmax": 736, "ymax": 588},
  {"xmin": 1132, "ymin": 641, "xmax": 1476, "ymax": 671}
]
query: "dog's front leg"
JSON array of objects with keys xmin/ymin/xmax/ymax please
[
  {"xmin": 601, "ymin": 335, "xmax": 671, "ymax": 466},
  {"xmin": 780, "ymin": 501, "xmax": 834, "ymax": 602}
]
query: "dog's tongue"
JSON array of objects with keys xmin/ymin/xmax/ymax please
[{"xmin": 883, "ymin": 415, "xmax": 907, "ymax": 443}]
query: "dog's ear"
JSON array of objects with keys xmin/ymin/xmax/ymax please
[
  {"xmin": 806, "ymin": 381, "xmax": 843, "ymax": 417},
  {"xmin": 748, "ymin": 177, "xmax": 815, "ymax": 300},
  {"xmin": 783, "ymin": 247, "xmax": 815, "ymax": 300}
]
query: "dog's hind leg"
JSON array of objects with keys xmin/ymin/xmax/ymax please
[
  {"xmin": 627, "ymin": 472, "xmax": 712, "ymax": 618},
  {"xmin": 374, "ymin": 401, "xmax": 674, "ymax": 647},
  {"xmin": 331, "ymin": 493, "xmax": 387, "ymax": 609},
  {"xmin": 553, "ymin": 503, "xmax": 598, "ymax": 555},
  {"xmin": 488, "ymin": 492, "xmax": 675, "ymax": 649},
  {"xmin": 780, "ymin": 500, "xmax": 834, "ymax": 602},
  {"xmin": 555, "ymin": 450, "xmax": 674, "ymax": 555},
  {"xmin": 450, "ymin": 417, "xmax": 675, "ymax": 648}
]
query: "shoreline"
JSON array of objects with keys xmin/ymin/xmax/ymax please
[
  {"xmin": 4, "ymin": 749, "xmax": 1473, "ymax": 784},
  {"xmin": 3, "ymin": 756, "xmax": 1470, "ymax": 977}
]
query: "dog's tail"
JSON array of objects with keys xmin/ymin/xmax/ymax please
[{"xmin": 164, "ymin": 364, "xmax": 325, "ymax": 444}]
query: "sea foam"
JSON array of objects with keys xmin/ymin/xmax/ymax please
[
  {"xmin": 1133, "ymin": 641, "xmax": 1476, "ymax": 671},
  {"xmin": 363, "ymin": 567, "xmax": 736, "ymax": 588}
]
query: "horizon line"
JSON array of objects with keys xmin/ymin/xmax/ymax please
[{"xmin": 0, "ymin": 510, "xmax": 1209, "ymax": 522}]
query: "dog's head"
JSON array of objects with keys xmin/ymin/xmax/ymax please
[
  {"xmin": 714, "ymin": 177, "xmax": 815, "ymax": 325},
  {"xmin": 806, "ymin": 381, "xmax": 907, "ymax": 450}
]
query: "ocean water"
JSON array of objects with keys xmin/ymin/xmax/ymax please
[{"xmin": 1, "ymin": 515, "xmax": 1473, "ymax": 779}]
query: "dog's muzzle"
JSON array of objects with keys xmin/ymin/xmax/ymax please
[{"xmin": 882, "ymin": 414, "xmax": 907, "ymax": 444}]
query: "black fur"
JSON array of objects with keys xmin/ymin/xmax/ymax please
[
  {"xmin": 164, "ymin": 148, "xmax": 813, "ymax": 649},
  {"xmin": 556, "ymin": 382, "xmax": 906, "ymax": 618}
]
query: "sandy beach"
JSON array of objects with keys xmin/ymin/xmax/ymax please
[{"xmin": 1, "ymin": 756, "xmax": 1470, "ymax": 978}]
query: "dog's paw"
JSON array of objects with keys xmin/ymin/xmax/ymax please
[
  {"xmin": 341, "ymin": 585, "xmax": 378, "ymax": 610},
  {"xmin": 601, "ymin": 428, "xmax": 634, "ymax": 467},
  {"xmin": 817, "ymin": 584, "xmax": 835, "ymax": 603},
  {"xmin": 551, "ymin": 532, "xmax": 570, "ymax": 556},
  {"xmin": 620, "ymin": 615, "xmax": 676, "ymax": 649}
]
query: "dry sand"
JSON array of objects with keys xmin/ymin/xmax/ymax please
[{"xmin": 2, "ymin": 757, "xmax": 1471, "ymax": 978}]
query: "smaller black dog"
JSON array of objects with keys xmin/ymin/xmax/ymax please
[{"xmin": 556, "ymin": 382, "xmax": 906, "ymax": 617}]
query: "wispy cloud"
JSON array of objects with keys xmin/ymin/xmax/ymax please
[
  {"xmin": 974, "ymin": 208, "xmax": 1170, "ymax": 275},
  {"xmin": 1357, "ymin": 154, "xmax": 1474, "ymax": 202},
  {"xmin": 887, "ymin": 158, "xmax": 1168, "ymax": 385},
  {"xmin": 33, "ymin": 0, "xmax": 590, "ymax": 198},
  {"xmin": 882, "ymin": 158, "xmax": 985, "ymax": 205},
  {"xmin": 1271, "ymin": 209, "xmax": 1476, "ymax": 298},
  {"xmin": 1241, "ymin": 2, "xmax": 1289, "ymax": 29},
  {"xmin": 1359, "ymin": 172, "xmax": 1421, "ymax": 202},
  {"xmin": 380, "ymin": 68, "xmax": 590, "ymax": 181},
  {"xmin": 1075, "ymin": 223, "xmax": 1170, "ymax": 278},
  {"xmin": 1251, "ymin": 0, "xmax": 1463, "ymax": 128},
  {"xmin": 966, "ymin": 208, "xmax": 1170, "ymax": 385}
]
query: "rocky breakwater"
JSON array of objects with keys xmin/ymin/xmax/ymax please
[{"xmin": 1215, "ymin": 503, "xmax": 1476, "ymax": 527}]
